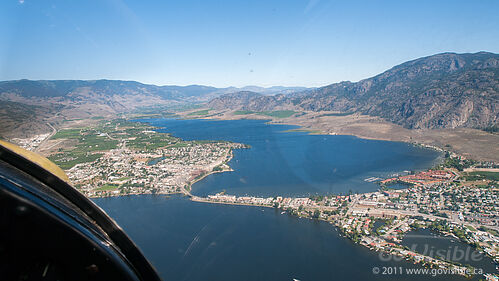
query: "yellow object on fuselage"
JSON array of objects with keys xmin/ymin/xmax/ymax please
[{"xmin": 0, "ymin": 140, "xmax": 70, "ymax": 183}]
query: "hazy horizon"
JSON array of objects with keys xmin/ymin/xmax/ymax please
[
  {"xmin": 1, "ymin": 0, "xmax": 499, "ymax": 87},
  {"xmin": 3, "ymin": 50, "xmax": 497, "ymax": 89}
]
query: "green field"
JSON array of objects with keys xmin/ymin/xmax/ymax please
[
  {"xmin": 126, "ymin": 128, "xmax": 177, "ymax": 150},
  {"xmin": 47, "ymin": 119, "xmax": 229, "ymax": 170},
  {"xmin": 233, "ymin": 110, "xmax": 297, "ymax": 118},
  {"xmin": 465, "ymin": 225, "xmax": 476, "ymax": 231},
  {"xmin": 49, "ymin": 152, "xmax": 103, "ymax": 170},
  {"xmin": 49, "ymin": 123, "xmax": 119, "ymax": 169},
  {"xmin": 127, "ymin": 113, "xmax": 164, "ymax": 119},
  {"xmin": 234, "ymin": 110, "xmax": 255, "ymax": 115},
  {"xmin": 52, "ymin": 128, "xmax": 82, "ymax": 139},
  {"xmin": 187, "ymin": 109, "xmax": 210, "ymax": 116},
  {"xmin": 318, "ymin": 112, "xmax": 354, "ymax": 117},
  {"xmin": 465, "ymin": 171, "xmax": 499, "ymax": 181},
  {"xmin": 95, "ymin": 184, "xmax": 119, "ymax": 191},
  {"xmin": 256, "ymin": 110, "xmax": 297, "ymax": 118}
]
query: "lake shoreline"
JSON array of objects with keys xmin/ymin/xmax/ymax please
[{"xmin": 180, "ymin": 109, "xmax": 499, "ymax": 163}]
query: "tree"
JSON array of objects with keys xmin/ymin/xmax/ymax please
[{"xmin": 313, "ymin": 209, "xmax": 321, "ymax": 219}]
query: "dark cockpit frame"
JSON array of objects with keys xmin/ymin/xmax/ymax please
[{"xmin": 0, "ymin": 143, "xmax": 161, "ymax": 281}]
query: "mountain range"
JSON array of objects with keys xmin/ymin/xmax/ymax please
[
  {"xmin": 0, "ymin": 52, "xmax": 498, "ymax": 139},
  {"xmin": 208, "ymin": 52, "xmax": 499, "ymax": 130},
  {"xmin": 0, "ymin": 79, "xmax": 306, "ymax": 100},
  {"xmin": 0, "ymin": 80, "xmax": 306, "ymax": 138}
]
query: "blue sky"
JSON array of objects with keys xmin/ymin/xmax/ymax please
[{"xmin": 0, "ymin": 0, "xmax": 498, "ymax": 87}]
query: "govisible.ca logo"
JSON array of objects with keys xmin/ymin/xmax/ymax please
[
  {"xmin": 371, "ymin": 266, "xmax": 484, "ymax": 276},
  {"xmin": 379, "ymin": 243, "xmax": 483, "ymax": 263}
]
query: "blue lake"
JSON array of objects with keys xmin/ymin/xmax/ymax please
[
  {"xmin": 139, "ymin": 118, "xmax": 442, "ymax": 197},
  {"xmin": 91, "ymin": 118, "xmax": 467, "ymax": 281},
  {"xmin": 94, "ymin": 195, "xmax": 468, "ymax": 281}
]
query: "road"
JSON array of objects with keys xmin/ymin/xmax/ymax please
[{"xmin": 34, "ymin": 122, "xmax": 57, "ymax": 152}]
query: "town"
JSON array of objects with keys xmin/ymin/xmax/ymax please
[
  {"xmin": 37, "ymin": 119, "xmax": 248, "ymax": 197},
  {"xmin": 194, "ymin": 168, "xmax": 499, "ymax": 279}
]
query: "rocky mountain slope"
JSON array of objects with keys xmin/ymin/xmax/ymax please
[
  {"xmin": 208, "ymin": 52, "xmax": 499, "ymax": 129},
  {"xmin": 0, "ymin": 80, "xmax": 306, "ymax": 138}
]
